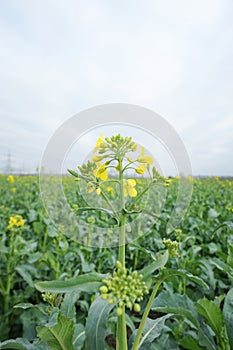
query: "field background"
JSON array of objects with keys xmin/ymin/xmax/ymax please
[{"xmin": 1, "ymin": 174, "xmax": 232, "ymax": 348}]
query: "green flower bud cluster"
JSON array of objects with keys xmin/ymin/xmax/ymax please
[
  {"xmin": 42, "ymin": 292, "xmax": 63, "ymax": 314},
  {"xmin": 163, "ymin": 238, "xmax": 179, "ymax": 257},
  {"xmin": 98, "ymin": 134, "xmax": 137, "ymax": 159},
  {"xmin": 99, "ymin": 261, "xmax": 149, "ymax": 315},
  {"xmin": 42, "ymin": 292, "xmax": 58, "ymax": 306}
]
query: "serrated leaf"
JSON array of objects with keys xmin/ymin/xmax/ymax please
[
  {"xmin": 35, "ymin": 273, "xmax": 107, "ymax": 293},
  {"xmin": 197, "ymin": 298, "xmax": 224, "ymax": 338},
  {"xmin": 129, "ymin": 314, "xmax": 173, "ymax": 350},
  {"xmin": 37, "ymin": 313, "xmax": 75, "ymax": 350},
  {"xmin": 223, "ymin": 288, "xmax": 233, "ymax": 347},
  {"xmin": 180, "ymin": 335, "xmax": 202, "ymax": 350},
  {"xmin": 85, "ymin": 297, "xmax": 115, "ymax": 350},
  {"xmin": 152, "ymin": 291, "xmax": 199, "ymax": 328}
]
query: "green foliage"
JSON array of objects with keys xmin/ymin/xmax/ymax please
[
  {"xmin": 128, "ymin": 314, "xmax": 173, "ymax": 349},
  {"xmin": 37, "ymin": 313, "xmax": 75, "ymax": 350},
  {"xmin": 0, "ymin": 170, "xmax": 233, "ymax": 348},
  {"xmin": 85, "ymin": 297, "xmax": 115, "ymax": 350},
  {"xmin": 35, "ymin": 273, "xmax": 106, "ymax": 294}
]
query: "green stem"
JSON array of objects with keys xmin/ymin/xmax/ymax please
[
  {"xmin": 116, "ymin": 158, "xmax": 127, "ymax": 350},
  {"xmin": 100, "ymin": 190, "xmax": 120, "ymax": 221},
  {"xmin": 131, "ymin": 279, "xmax": 164, "ymax": 350}
]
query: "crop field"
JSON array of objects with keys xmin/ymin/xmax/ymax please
[{"xmin": 0, "ymin": 137, "xmax": 233, "ymax": 349}]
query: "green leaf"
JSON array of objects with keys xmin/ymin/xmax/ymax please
[
  {"xmin": 139, "ymin": 250, "xmax": 169, "ymax": 280},
  {"xmin": 35, "ymin": 273, "xmax": 107, "ymax": 293},
  {"xmin": 198, "ymin": 328, "xmax": 217, "ymax": 350},
  {"xmin": 208, "ymin": 208, "xmax": 219, "ymax": 218},
  {"xmin": 180, "ymin": 335, "xmax": 202, "ymax": 350},
  {"xmin": 161, "ymin": 269, "xmax": 209, "ymax": 289},
  {"xmin": 73, "ymin": 324, "xmax": 85, "ymax": 350},
  {"xmin": 85, "ymin": 297, "xmax": 115, "ymax": 350},
  {"xmin": 15, "ymin": 264, "xmax": 36, "ymax": 287},
  {"xmin": 37, "ymin": 313, "xmax": 75, "ymax": 350},
  {"xmin": 196, "ymin": 298, "xmax": 224, "ymax": 339},
  {"xmin": 13, "ymin": 303, "xmax": 35, "ymax": 309},
  {"xmin": 223, "ymin": 288, "xmax": 233, "ymax": 347},
  {"xmin": 211, "ymin": 258, "xmax": 233, "ymax": 277},
  {"xmin": 0, "ymin": 338, "xmax": 35, "ymax": 350},
  {"xmin": 129, "ymin": 314, "xmax": 173, "ymax": 350},
  {"xmin": 152, "ymin": 291, "xmax": 200, "ymax": 328},
  {"xmin": 60, "ymin": 292, "xmax": 78, "ymax": 320}
]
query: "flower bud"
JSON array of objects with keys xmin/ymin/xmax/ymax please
[
  {"xmin": 134, "ymin": 303, "xmax": 141, "ymax": 312},
  {"xmin": 101, "ymin": 294, "xmax": 108, "ymax": 300},
  {"xmin": 117, "ymin": 307, "xmax": 123, "ymax": 316},
  {"xmin": 99, "ymin": 286, "xmax": 108, "ymax": 294}
]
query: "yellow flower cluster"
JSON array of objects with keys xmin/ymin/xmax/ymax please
[
  {"xmin": 8, "ymin": 215, "xmax": 25, "ymax": 228},
  {"xmin": 7, "ymin": 175, "xmax": 14, "ymax": 183}
]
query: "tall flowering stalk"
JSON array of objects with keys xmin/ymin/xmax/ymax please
[{"xmin": 69, "ymin": 133, "xmax": 168, "ymax": 349}]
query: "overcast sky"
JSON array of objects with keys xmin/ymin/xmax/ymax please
[{"xmin": 0, "ymin": 0, "xmax": 233, "ymax": 176}]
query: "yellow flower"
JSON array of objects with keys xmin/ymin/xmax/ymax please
[
  {"xmin": 8, "ymin": 215, "xmax": 25, "ymax": 228},
  {"xmin": 123, "ymin": 179, "xmax": 137, "ymax": 197},
  {"xmin": 137, "ymin": 146, "xmax": 153, "ymax": 165},
  {"xmin": 136, "ymin": 164, "xmax": 146, "ymax": 174},
  {"xmin": 107, "ymin": 186, "xmax": 114, "ymax": 195},
  {"xmin": 7, "ymin": 175, "xmax": 14, "ymax": 183},
  {"xmin": 87, "ymin": 183, "xmax": 101, "ymax": 195},
  {"xmin": 93, "ymin": 164, "xmax": 108, "ymax": 181},
  {"xmin": 12, "ymin": 187, "xmax": 16, "ymax": 193},
  {"xmin": 93, "ymin": 133, "xmax": 103, "ymax": 152}
]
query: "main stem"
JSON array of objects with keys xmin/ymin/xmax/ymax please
[{"xmin": 116, "ymin": 158, "xmax": 127, "ymax": 350}]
